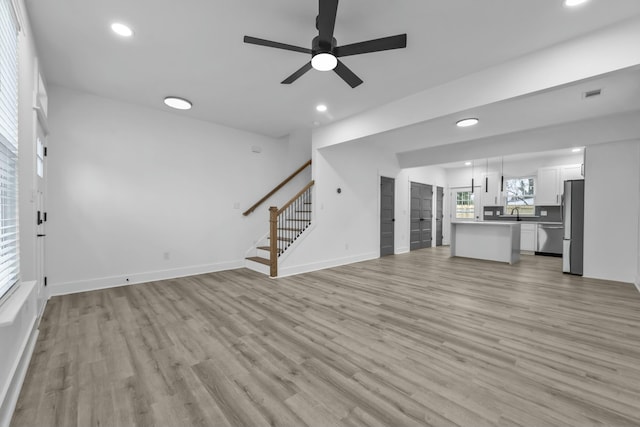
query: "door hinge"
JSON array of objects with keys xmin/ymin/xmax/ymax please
[
  {"xmin": 44, "ymin": 276, "xmax": 47, "ymax": 287},
  {"xmin": 44, "ymin": 147, "xmax": 48, "ymax": 157},
  {"xmin": 44, "ymin": 212, "xmax": 47, "ymax": 222},
  {"xmin": 37, "ymin": 210, "xmax": 43, "ymax": 225}
]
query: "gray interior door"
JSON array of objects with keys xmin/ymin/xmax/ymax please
[
  {"xmin": 380, "ymin": 176, "xmax": 395, "ymax": 256},
  {"xmin": 436, "ymin": 186, "xmax": 444, "ymax": 246},
  {"xmin": 410, "ymin": 182, "xmax": 433, "ymax": 250}
]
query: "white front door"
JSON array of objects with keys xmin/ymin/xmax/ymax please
[{"xmin": 35, "ymin": 123, "xmax": 47, "ymax": 314}]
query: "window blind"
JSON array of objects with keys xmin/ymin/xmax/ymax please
[{"xmin": 0, "ymin": 0, "xmax": 19, "ymax": 303}]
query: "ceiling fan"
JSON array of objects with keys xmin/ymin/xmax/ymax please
[{"xmin": 243, "ymin": 0, "xmax": 407, "ymax": 88}]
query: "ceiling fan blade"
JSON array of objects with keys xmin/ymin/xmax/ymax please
[
  {"xmin": 244, "ymin": 36, "xmax": 312, "ymax": 54},
  {"xmin": 318, "ymin": 0, "xmax": 339, "ymax": 44},
  {"xmin": 334, "ymin": 60, "xmax": 363, "ymax": 88},
  {"xmin": 335, "ymin": 34, "xmax": 407, "ymax": 57},
  {"xmin": 281, "ymin": 62, "xmax": 313, "ymax": 84}
]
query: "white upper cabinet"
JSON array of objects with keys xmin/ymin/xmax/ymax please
[
  {"xmin": 536, "ymin": 167, "xmax": 561, "ymax": 205},
  {"xmin": 561, "ymin": 164, "xmax": 583, "ymax": 181},
  {"xmin": 537, "ymin": 164, "xmax": 583, "ymax": 206},
  {"xmin": 481, "ymin": 171, "xmax": 501, "ymax": 207}
]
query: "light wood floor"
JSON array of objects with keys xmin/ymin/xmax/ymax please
[{"xmin": 12, "ymin": 248, "xmax": 640, "ymax": 426}]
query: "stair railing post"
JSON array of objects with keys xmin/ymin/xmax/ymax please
[{"xmin": 269, "ymin": 206, "xmax": 278, "ymax": 277}]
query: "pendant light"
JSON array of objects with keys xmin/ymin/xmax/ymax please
[
  {"xmin": 471, "ymin": 161, "xmax": 475, "ymax": 193},
  {"xmin": 485, "ymin": 159, "xmax": 489, "ymax": 193},
  {"xmin": 500, "ymin": 157, "xmax": 504, "ymax": 192}
]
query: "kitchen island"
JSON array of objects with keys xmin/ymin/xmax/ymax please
[{"xmin": 451, "ymin": 221, "xmax": 521, "ymax": 264}]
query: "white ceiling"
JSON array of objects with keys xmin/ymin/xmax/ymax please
[
  {"xmin": 363, "ymin": 67, "xmax": 640, "ymax": 154},
  {"xmin": 24, "ymin": 0, "xmax": 640, "ymax": 138}
]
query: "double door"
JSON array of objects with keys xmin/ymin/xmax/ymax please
[{"xmin": 410, "ymin": 182, "xmax": 433, "ymax": 250}]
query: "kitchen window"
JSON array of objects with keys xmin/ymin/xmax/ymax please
[
  {"xmin": 455, "ymin": 191, "xmax": 475, "ymax": 220},
  {"xmin": 505, "ymin": 177, "xmax": 535, "ymax": 216}
]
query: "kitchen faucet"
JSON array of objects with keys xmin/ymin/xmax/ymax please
[{"xmin": 510, "ymin": 207, "xmax": 520, "ymax": 221}]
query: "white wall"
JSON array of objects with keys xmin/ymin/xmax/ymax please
[
  {"xmin": 584, "ymin": 139, "xmax": 640, "ymax": 284},
  {"xmin": 285, "ymin": 128, "xmax": 312, "ymax": 171},
  {"xmin": 1, "ymin": 0, "xmax": 44, "ymax": 424},
  {"xmin": 279, "ymin": 140, "xmax": 449, "ymax": 276},
  {"xmin": 46, "ymin": 86, "xmax": 300, "ymax": 295},
  {"xmin": 280, "ymin": 142, "xmax": 400, "ymax": 275}
]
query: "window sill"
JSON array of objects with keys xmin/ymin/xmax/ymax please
[{"xmin": 0, "ymin": 281, "xmax": 36, "ymax": 327}]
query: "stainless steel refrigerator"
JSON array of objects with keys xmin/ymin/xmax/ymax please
[{"xmin": 562, "ymin": 179, "xmax": 584, "ymax": 275}]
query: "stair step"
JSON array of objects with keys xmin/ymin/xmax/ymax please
[
  {"xmin": 304, "ymin": 202, "xmax": 312, "ymax": 205},
  {"xmin": 268, "ymin": 236, "xmax": 294, "ymax": 242},
  {"xmin": 278, "ymin": 227, "xmax": 303, "ymax": 232},
  {"xmin": 257, "ymin": 246, "xmax": 283, "ymax": 253},
  {"xmin": 287, "ymin": 219, "xmax": 311, "ymax": 222},
  {"xmin": 296, "ymin": 210, "xmax": 312, "ymax": 213},
  {"xmin": 246, "ymin": 256, "xmax": 270, "ymax": 266}
]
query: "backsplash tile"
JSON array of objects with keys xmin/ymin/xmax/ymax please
[{"xmin": 483, "ymin": 205, "xmax": 562, "ymax": 222}]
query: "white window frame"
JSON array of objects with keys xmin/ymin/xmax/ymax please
[
  {"xmin": 504, "ymin": 176, "xmax": 536, "ymax": 215},
  {"xmin": 0, "ymin": 0, "xmax": 20, "ymax": 306}
]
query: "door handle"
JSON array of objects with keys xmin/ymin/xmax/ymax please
[
  {"xmin": 391, "ymin": 218, "xmax": 395, "ymax": 222},
  {"xmin": 37, "ymin": 234, "xmax": 46, "ymax": 237},
  {"xmin": 419, "ymin": 218, "xmax": 424, "ymax": 221}
]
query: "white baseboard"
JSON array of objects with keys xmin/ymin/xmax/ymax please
[
  {"xmin": 277, "ymin": 251, "xmax": 379, "ymax": 278},
  {"xmin": 0, "ymin": 320, "xmax": 39, "ymax": 427},
  {"xmin": 395, "ymin": 246, "xmax": 410, "ymax": 255},
  {"xmin": 49, "ymin": 260, "xmax": 244, "ymax": 296},
  {"xmin": 635, "ymin": 275, "xmax": 640, "ymax": 293}
]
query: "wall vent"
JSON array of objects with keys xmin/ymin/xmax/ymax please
[{"xmin": 583, "ymin": 89, "xmax": 602, "ymax": 99}]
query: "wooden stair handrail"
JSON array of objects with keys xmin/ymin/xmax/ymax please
[
  {"xmin": 277, "ymin": 180, "xmax": 315, "ymax": 215},
  {"xmin": 243, "ymin": 159, "xmax": 312, "ymax": 216},
  {"xmin": 269, "ymin": 180, "xmax": 315, "ymax": 277}
]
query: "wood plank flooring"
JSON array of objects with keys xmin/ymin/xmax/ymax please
[{"xmin": 11, "ymin": 248, "xmax": 640, "ymax": 426}]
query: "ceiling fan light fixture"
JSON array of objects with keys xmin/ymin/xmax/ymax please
[
  {"xmin": 316, "ymin": 104, "xmax": 328, "ymax": 112},
  {"xmin": 164, "ymin": 96, "xmax": 192, "ymax": 110},
  {"xmin": 311, "ymin": 53, "xmax": 337, "ymax": 71},
  {"xmin": 456, "ymin": 118, "xmax": 479, "ymax": 128}
]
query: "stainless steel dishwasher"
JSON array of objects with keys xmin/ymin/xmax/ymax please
[{"xmin": 536, "ymin": 223, "xmax": 564, "ymax": 256}]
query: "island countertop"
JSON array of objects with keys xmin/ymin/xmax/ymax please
[{"xmin": 450, "ymin": 221, "xmax": 521, "ymax": 264}]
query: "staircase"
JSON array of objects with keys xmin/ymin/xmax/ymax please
[{"xmin": 245, "ymin": 181, "xmax": 314, "ymax": 276}]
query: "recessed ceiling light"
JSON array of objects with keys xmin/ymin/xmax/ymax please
[
  {"xmin": 316, "ymin": 104, "xmax": 328, "ymax": 112},
  {"xmin": 311, "ymin": 53, "xmax": 337, "ymax": 71},
  {"xmin": 564, "ymin": 0, "xmax": 589, "ymax": 7},
  {"xmin": 111, "ymin": 22, "xmax": 133, "ymax": 37},
  {"xmin": 572, "ymin": 148, "xmax": 582, "ymax": 153},
  {"xmin": 456, "ymin": 118, "xmax": 479, "ymax": 128},
  {"xmin": 164, "ymin": 96, "xmax": 192, "ymax": 110},
  {"xmin": 465, "ymin": 161, "xmax": 472, "ymax": 166}
]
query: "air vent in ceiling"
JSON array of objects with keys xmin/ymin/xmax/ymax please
[{"xmin": 583, "ymin": 89, "xmax": 602, "ymax": 99}]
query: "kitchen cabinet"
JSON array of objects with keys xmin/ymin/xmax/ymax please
[
  {"xmin": 536, "ymin": 164, "xmax": 583, "ymax": 206},
  {"xmin": 481, "ymin": 172, "xmax": 501, "ymax": 207},
  {"xmin": 561, "ymin": 164, "xmax": 583, "ymax": 181},
  {"xmin": 536, "ymin": 167, "xmax": 561, "ymax": 205},
  {"xmin": 520, "ymin": 223, "xmax": 537, "ymax": 252}
]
